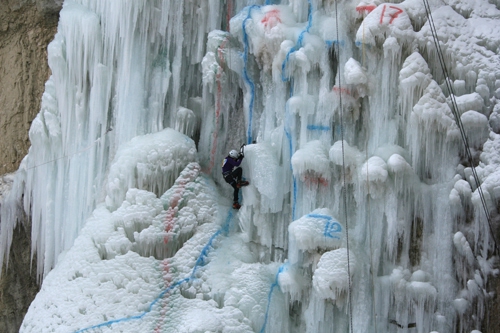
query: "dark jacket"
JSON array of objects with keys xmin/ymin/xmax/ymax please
[{"xmin": 222, "ymin": 155, "xmax": 242, "ymax": 175}]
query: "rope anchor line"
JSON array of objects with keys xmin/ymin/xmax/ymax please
[
  {"xmin": 422, "ymin": 0, "xmax": 499, "ymax": 256},
  {"xmin": 333, "ymin": 1, "xmax": 354, "ymax": 333}
]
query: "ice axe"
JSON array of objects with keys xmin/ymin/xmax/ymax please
[{"xmin": 240, "ymin": 143, "xmax": 246, "ymax": 157}]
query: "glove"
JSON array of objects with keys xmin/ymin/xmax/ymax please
[{"xmin": 238, "ymin": 152, "xmax": 244, "ymax": 159}]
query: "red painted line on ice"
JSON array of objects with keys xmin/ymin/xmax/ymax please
[
  {"xmin": 208, "ymin": 38, "xmax": 228, "ymax": 174},
  {"xmin": 333, "ymin": 86, "xmax": 351, "ymax": 95},
  {"xmin": 356, "ymin": 5, "xmax": 376, "ymax": 13},
  {"xmin": 304, "ymin": 175, "xmax": 329, "ymax": 187},
  {"xmin": 226, "ymin": 0, "xmax": 233, "ymax": 32},
  {"xmin": 163, "ymin": 165, "xmax": 200, "ymax": 244},
  {"xmin": 154, "ymin": 260, "xmax": 171, "ymax": 333},
  {"xmin": 379, "ymin": 5, "xmax": 387, "ymax": 24}
]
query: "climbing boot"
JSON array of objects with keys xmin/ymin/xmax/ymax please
[
  {"xmin": 232, "ymin": 202, "xmax": 241, "ymax": 209},
  {"xmin": 236, "ymin": 180, "xmax": 250, "ymax": 188}
]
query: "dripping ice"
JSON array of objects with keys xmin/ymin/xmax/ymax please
[{"xmin": 0, "ymin": 0, "xmax": 499, "ymax": 332}]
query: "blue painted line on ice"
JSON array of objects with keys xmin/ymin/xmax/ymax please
[
  {"xmin": 307, "ymin": 125, "xmax": 330, "ymax": 131},
  {"xmin": 191, "ymin": 210, "xmax": 233, "ymax": 278},
  {"xmin": 284, "ymin": 125, "xmax": 297, "ymax": 220},
  {"xmin": 325, "ymin": 40, "xmax": 346, "ymax": 48},
  {"xmin": 306, "ymin": 213, "xmax": 332, "ymax": 220},
  {"xmin": 284, "ymin": 102, "xmax": 297, "ymax": 221},
  {"xmin": 279, "ymin": 4, "xmax": 307, "ymax": 224},
  {"xmin": 242, "ymin": 5, "xmax": 260, "ymax": 145},
  {"xmin": 292, "ymin": 176, "xmax": 297, "ymax": 221},
  {"xmin": 281, "ymin": 0, "xmax": 313, "ymax": 82},
  {"xmin": 260, "ymin": 264, "xmax": 286, "ymax": 333},
  {"xmin": 74, "ymin": 210, "xmax": 234, "ymax": 333},
  {"xmin": 355, "ymin": 41, "xmax": 372, "ymax": 49}
]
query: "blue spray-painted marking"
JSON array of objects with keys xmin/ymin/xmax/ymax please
[
  {"xmin": 325, "ymin": 40, "xmax": 346, "ymax": 48},
  {"xmin": 242, "ymin": 5, "xmax": 260, "ymax": 145},
  {"xmin": 191, "ymin": 210, "xmax": 233, "ymax": 278},
  {"xmin": 307, "ymin": 213, "xmax": 333, "ymax": 220},
  {"xmin": 284, "ymin": 101, "xmax": 297, "ymax": 221},
  {"xmin": 260, "ymin": 264, "xmax": 286, "ymax": 333},
  {"xmin": 281, "ymin": 0, "xmax": 313, "ymax": 82},
  {"xmin": 307, "ymin": 125, "xmax": 330, "ymax": 131},
  {"xmin": 281, "ymin": 1, "xmax": 313, "ymax": 221},
  {"xmin": 307, "ymin": 213, "xmax": 342, "ymax": 238},
  {"xmin": 284, "ymin": 126, "xmax": 297, "ymax": 220},
  {"xmin": 324, "ymin": 221, "xmax": 342, "ymax": 239},
  {"xmin": 74, "ymin": 210, "xmax": 234, "ymax": 333},
  {"xmin": 355, "ymin": 41, "xmax": 372, "ymax": 49}
]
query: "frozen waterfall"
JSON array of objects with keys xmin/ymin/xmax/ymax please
[{"xmin": 1, "ymin": 0, "xmax": 500, "ymax": 332}]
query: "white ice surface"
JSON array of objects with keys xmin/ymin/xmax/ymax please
[{"xmin": 2, "ymin": 0, "xmax": 500, "ymax": 332}]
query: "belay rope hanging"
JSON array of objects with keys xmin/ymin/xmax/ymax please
[
  {"xmin": 422, "ymin": 0, "xmax": 499, "ymax": 255},
  {"xmin": 334, "ymin": 1, "xmax": 354, "ymax": 333}
]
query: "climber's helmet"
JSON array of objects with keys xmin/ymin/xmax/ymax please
[{"xmin": 229, "ymin": 150, "xmax": 239, "ymax": 159}]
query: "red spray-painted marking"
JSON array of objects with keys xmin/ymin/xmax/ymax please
[
  {"xmin": 261, "ymin": 9, "xmax": 281, "ymax": 30},
  {"xmin": 226, "ymin": 0, "xmax": 232, "ymax": 32},
  {"xmin": 333, "ymin": 86, "xmax": 352, "ymax": 95},
  {"xmin": 208, "ymin": 39, "xmax": 228, "ymax": 174},
  {"xmin": 154, "ymin": 259, "xmax": 172, "ymax": 333},
  {"xmin": 304, "ymin": 175, "xmax": 329, "ymax": 187},
  {"xmin": 380, "ymin": 5, "xmax": 403, "ymax": 24},
  {"xmin": 379, "ymin": 4, "xmax": 387, "ymax": 24},
  {"xmin": 356, "ymin": 5, "xmax": 376, "ymax": 13},
  {"xmin": 163, "ymin": 165, "xmax": 200, "ymax": 244}
]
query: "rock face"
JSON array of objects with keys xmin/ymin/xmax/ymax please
[
  {"xmin": 0, "ymin": 0, "xmax": 61, "ymax": 174},
  {"xmin": 0, "ymin": 1, "xmax": 60, "ymax": 332},
  {"xmin": 0, "ymin": 216, "xmax": 39, "ymax": 333}
]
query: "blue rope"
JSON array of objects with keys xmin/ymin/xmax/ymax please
[
  {"xmin": 259, "ymin": 264, "xmax": 286, "ymax": 333},
  {"xmin": 242, "ymin": 5, "xmax": 260, "ymax": 145},
  {"xmin": 74, "ymin": 209, "xmax": 234, "ymax": 333}
]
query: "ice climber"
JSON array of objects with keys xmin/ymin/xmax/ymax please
[{"xmin": 222, "ymin": 145, "xmax": 249, "ymax": 209}]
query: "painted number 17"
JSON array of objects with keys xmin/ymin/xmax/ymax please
[{"xmin": 380, "ymin": 5, "xmax": 403, "ymax": 25}]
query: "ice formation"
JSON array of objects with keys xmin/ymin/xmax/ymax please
[{"xmin": 0, "ymin": 0, "xmax": 499, "ymax": 332}]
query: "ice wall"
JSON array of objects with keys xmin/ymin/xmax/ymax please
[
  {"xmin": 0, "ymin": 0, "xmax": 226, "ymax": 279},
  {"xmin": 3, "ymin": 0, "xmax": 500, "ymax": 332},
  {"xmin": 199, "ymin": 0, "xmax": 500, "ymax": 332}
]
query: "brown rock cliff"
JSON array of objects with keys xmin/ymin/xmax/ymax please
[{"xmin": 0, "ymin": 1, "xmax": 60, "ymax": 332}]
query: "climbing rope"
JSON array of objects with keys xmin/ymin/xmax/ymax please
[
  {"xmin": 361, "ymin": 16, "xmax": 379, "ymax": 332},
  {"xmin": 26, "ymin": 127, "xmax": 112, "ymax": 171},
  {"xmin": 334, "ymin": 1, "xmax": 354, "ymax": 333},
  {"xmin": 422, "ymin": 0, "xmax": 499, "ymax": 256}
]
